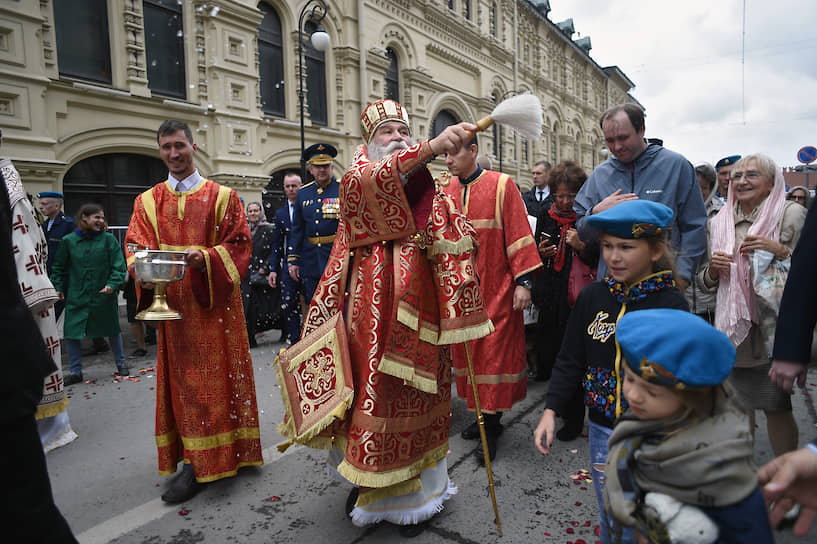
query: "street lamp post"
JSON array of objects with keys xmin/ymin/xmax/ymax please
[
  {"xmin": 496, "ymin": 89, "xmax": 517, "ymax": 172},
  {"xmin": 298, "ymin": 0, "xmax": 330, "ymax": 181}
]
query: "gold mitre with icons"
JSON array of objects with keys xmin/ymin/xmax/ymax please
[{"xmin": 360, "ymin": 99, "xmax": 411, "ymax": 142}]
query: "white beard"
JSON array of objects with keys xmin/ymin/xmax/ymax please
[{"xmin": 368, "ymin": 139, "xmax": 412, "ymax": 162}]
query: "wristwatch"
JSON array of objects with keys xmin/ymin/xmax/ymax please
[{"xmin": 517, "ymin": 278, "xmax": 533, "ymax": 290}]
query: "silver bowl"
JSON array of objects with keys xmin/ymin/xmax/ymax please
[{"xmin": 133, "ymin": 250, "xmax": 187, "ymax": 283}]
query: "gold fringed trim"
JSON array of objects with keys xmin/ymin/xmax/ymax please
[
  {"xmin": 378, "ymin": 355, "xmax": 417, "ymax": 383},
  {"xmin": 436, "ymin": 320, "xmax": 495, "ymax": 345},
  {"xmin": 195, "ymin": 460, "xmax": 264, "ymax": 483},
  {"xmin": 396, "ymin": 304, "xmax": 419, "ymax": 331},
  {"xmin": 304, "ymin": 436, "xmax": 336, "ymax": 451},
  {"xmin": 156, "ymin": 427, "xmax": 260, "ymax": 451},
  {"xmin": 426, "ymin": 236, "xmax": 475, "ymax": 257},
  {"xmin": 418, "ymin": 324, "xmax": 439, "ymax": 345},
  {"xmin": 408, "ymin": 373, "xmax": 439, "ymax": 395},
  {"xmin": 34, "ymin": 397, "xmax": 68, "ymax": 420},
  {"xmin": 356, "ymin": 478, "xmax": 423, "ymax": 508},
  {"xmin": 336, "ymin": 442, "xmax": 449, "ymax": 489},
  {"xmin": 214, "ymin": 245, "xmax": 241, "ymax": 288}
]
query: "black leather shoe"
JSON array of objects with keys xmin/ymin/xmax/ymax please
[
  {"xmin": 461, "ymin": 421, "xmax": 504, "ymax": 440},
  {"xmin": 63, "ymin": 373, "xmax": 83, "ymax": 386},
  {"xmin": 345, "ymin": 487, "xmax": 359, "ymax": 516},
  {"xmin": 161, "ymin": 465, "xmax": 203, "ymax": 503},
  {"xmin": 475, "ymin": 432, "xmax": 498, "ymax": 465}
]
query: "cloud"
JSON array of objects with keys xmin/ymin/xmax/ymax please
[{"xmin": 547, "ymin": 0, "xmax": 817, "ymax": 167}]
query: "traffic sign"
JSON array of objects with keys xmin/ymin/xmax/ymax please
[{"xmin": 797, "ymin": 146, "xmax": 817, "ymax": 164}]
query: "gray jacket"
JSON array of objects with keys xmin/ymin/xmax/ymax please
[{"xmin": 574, "ymin": 144, "xmax": 707, "ymax": 281}]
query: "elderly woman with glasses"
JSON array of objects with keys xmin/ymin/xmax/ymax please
[
  {"xmin": 787, "ymin": 186, "xmax": 812, "ymax": 209},
  {"xmin": 698, "ymin": 153, "xmax": 807, "ymax": 458}
]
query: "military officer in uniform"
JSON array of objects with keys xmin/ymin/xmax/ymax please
[
  {"xmin": 38, "ymin": 191, "xmax": 75, "ymax": 321},
  {"xmin": 268, "ymin": 171, "xmax": 303, "ymax": 345},
  {"xmin": 288, "ymin": 143, "xmax": 340, "ymax": 304}
]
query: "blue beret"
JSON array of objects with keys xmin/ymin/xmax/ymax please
[
  {"xmin": 586, "ymin": 200, "xmax": 673, "ymax": 239},
  {"xmin": 38, "ymin": 191, "xmax": 65, "ymax": 199},
  {"xmin": 715, "ymin": 155, "xmax": 741, "ymax": 169},
  {"xmin": 617, "ymin": 309, "xmax": 735, "ymax": 389},
  {"xmin": 303, "ymin": 143, "xmax": 337, "ymax": 165}
]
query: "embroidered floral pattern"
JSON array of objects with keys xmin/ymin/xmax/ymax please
[
  {"xmin": 583, "ymin": 366, "xmax": 628, "ymax": 421},
  {"xmin": 605, "ymin": 271, "xmax": 676, "ymax": 305}
]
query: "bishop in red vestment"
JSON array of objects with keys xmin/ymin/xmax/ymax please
[
  {"xmin": 277, "ymin": 100, "xmax": 492, "ymax": 533},
  {"xmin": 443, "ymin": 136, "xmax": 542, "ymax": 463},
  {"xmin": 125, "ymin": 121, "xmax": 263, "ymax": 503}
]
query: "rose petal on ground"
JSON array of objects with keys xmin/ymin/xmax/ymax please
[
  {"xmin": 535, "ymin": 511, "xmax": 543, "ymax": 515},
  {"xmin": 178, "ymin": 508, "xmax": 190, "ymax": 516},
  {"xmin": 570, "ymin": 449, "xmax": 578, "ymax": 454},
  {"xmin": 270, "ymin": 496, "xmax": 280, "ymax": 501},
  {"xmin": 594, "ymin": 525, "xmax": 600, "ymax": 536},
  {"xmin": 571, "ymin": 520, "xmax": 579, "ymax": 526},
  {"xmin": 543, "ymin": 532, "xmax": 550, "ymax": 536},
  {"xmin": 566, "ymin": 527, "xmax": 574, "ymax": 534},
  {"xmin": 583, "ymin": 520, "xmax": 592, "ymax": 527}
]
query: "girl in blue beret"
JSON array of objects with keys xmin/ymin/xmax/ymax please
[
  {"xmin": 604, "ymin": 309, "xmax": 773, "ymax": 544},
  {"xmin": 534, "ymin": 200, "xmax": 689, "ymax": 544}
]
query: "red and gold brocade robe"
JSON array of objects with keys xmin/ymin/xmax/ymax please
[
  {"xmin": 443, "ymin": 170, "xmax": 542, "ymax": 413},
  {"xmin": 297, "ymin": 141, "xmax": 492, "ymax": 498},
  {"xmin": 125, "ymin": 180, "xmax": 263, "ymax": 482}
]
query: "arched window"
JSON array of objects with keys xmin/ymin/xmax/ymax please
[
  {"xmin": 258, "ymin": 3, "xmax": 285, "ymax": 116},
  {"xmin": 430, "ymin": 109, "xmax": 459, "ymax": 139},
  {"xmin": 54, "ymin": 0, "xmax": 111, "ymax": 84},
  {"xmin": 385, "ymin": 47, "xmax": 399, "ymax": 101},
  {"xmin": 305, "ymin": 21, "xmax": 327, "ymax": 126},
  {"xmin": 143, "ymin": 0, "xmax": 186, "ymax": 98},
  {"xmin": 490, "ymin": 2, "xmax": 498, "ymax": 35},
  {"xmin": 464, "ymin": 0, "xmax": 471, "ymax": 19},
  {"xmin": 63, "ymin": 153, "xmax": 167, "ymax": 227},
  {"xmin": 448, "ymin": 0, "xmax": 455, "ymax": 9}
]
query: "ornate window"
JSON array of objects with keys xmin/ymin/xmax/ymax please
[
  {"xmin": 258, "ymin": 3, "xmax": 285, "ymax": 116},
  {"xmin": 385, "ymin": 47, "xmax": 399, "ymax": 101},
  {"xmin": 54, "ymin": 0, "xmax": 112, "ymax": 84},
  {"xmin": 490, "ymin": 2, "xmax": 498, "ymax": 35},
  {"xmin": 448, "ymin": 0, "xmax": 455, "ymax": 9},
  {"xmin": 430, "ymin": 109, "xmax": 459, "ymax": 138},
  {"xmin": 304, "ymin": 21, "xmax": 327, "ymax": 126},
  {"xmin": 143, "ymin": 0, "xmax": 186, "ymax": 98},
  {"xmin": 464, "ymin": 0, "xmax": 471, "ymax": 20}
]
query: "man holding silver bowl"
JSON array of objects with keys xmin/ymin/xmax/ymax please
[{"xmin": 125, "ymin": 120, "xmax": 263, "ymax": 504}]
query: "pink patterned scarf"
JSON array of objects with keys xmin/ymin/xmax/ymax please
[{"xmin": 710, "ymin": 164, "xmax": 786, "ymax": 346}]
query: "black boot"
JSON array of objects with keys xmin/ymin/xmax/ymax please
[
  {"xmin": 161, "ymin": 464, "xmax": 203, "ymax": 503},
  {"xmin": 475, "ymin": 413, "xmax": 502, "ymax": 464},
  {"xmin": 345, "ymin": 487, "xmax": 358, "ymax": 516},
  {"xmin": 461, "ymin": 418, "xmax": 504, "ymax": 440}
]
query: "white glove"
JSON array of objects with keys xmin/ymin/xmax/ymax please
[{"xmin": 644, "ymin": 492, "xmax": 719, "ymax": 544}]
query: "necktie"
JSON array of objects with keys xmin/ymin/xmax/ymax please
[
  {"xmin": 537, "ymin": 191, "xmax": 543, "ymax": 202},
  {"xmin": 289, "ymin": 203, "xmax": 294, "ymax": 222}
]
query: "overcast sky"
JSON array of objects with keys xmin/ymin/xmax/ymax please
[{"xmin": 546, "ymin": 0, "xmax": 817, "ymax": 168}]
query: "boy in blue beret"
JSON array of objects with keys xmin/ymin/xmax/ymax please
[{"xmin": 604, "ymin": 309, "xmax": 773, "ymax": 543}]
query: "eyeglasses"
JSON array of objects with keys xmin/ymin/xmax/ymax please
[
  {"xmin": 788, "ymin": 194, "xmax": 806, "ymax": 202},
  {"xmin": 552, "ymin": 193, "xmax": 577, "ymax": 200},
  {"xmin": 730, "ymin": 170, "xmax": 762, "ymax": 182}
]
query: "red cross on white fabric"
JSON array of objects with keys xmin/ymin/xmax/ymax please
[{"xmin": 12, "ymin": 214, "xmax": 28, "ymax": 234}]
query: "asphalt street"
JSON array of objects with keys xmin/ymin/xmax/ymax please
[{"xmin": 46, "ymin": 329, "xmax": 817, "ymax": 544}]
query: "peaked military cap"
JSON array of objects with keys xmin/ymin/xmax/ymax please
[
  {"xmin": 303, "ymin": 143, "xmax": 337, "ymax": 165},
  {"xmin": 715, "ymin": 155, "xmax": 741, "ymax": 170}
]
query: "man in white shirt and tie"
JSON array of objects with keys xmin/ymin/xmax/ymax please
[
  {"xmin": 268, "ymin": 171, "xmax": 303, "ymax": 345},
  {"xmin": 522, "ymin": 160, "xmax": 552, "ymax": 218}
]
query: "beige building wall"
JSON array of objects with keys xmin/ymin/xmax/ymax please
[{"xmin": 0, "ymin": 0, "xmax": 636, "ymax": 220}]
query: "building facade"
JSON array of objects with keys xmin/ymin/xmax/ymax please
[{"xmin": 0, "ymin": 0, "xmax": 636, "ymax": 223}]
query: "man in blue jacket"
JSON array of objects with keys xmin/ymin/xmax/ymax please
[
  {"xmin": 573, "ymin": 104, "xmax": 707, "ymax": 291},
  {"xmin": 287, "ymin": 143, "xmax": 340, "ymax": 304},
  {"xmin": 268, "ymin": 171, "xmax": 303, "ymax": 345}
]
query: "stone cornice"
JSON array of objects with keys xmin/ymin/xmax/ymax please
[{"xmin": 425, "ymin": 43, "xmax": 480, "ymax": 76}]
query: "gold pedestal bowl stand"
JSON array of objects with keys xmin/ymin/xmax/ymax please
[{"xmin": 132, "ymin": 249, "xmax": 188, "ymax": 321}]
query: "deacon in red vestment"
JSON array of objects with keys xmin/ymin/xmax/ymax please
[
  {"xmin": 125, "ymin": 120, "xmax": 263, "ymax": 504},
  {"xmin": 280, "ymin": 100, "xmax": 493, "ymax": 533},
  {"xmin": 443, "ymin": 136, "xmax": 542, "ymax": 463}
]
